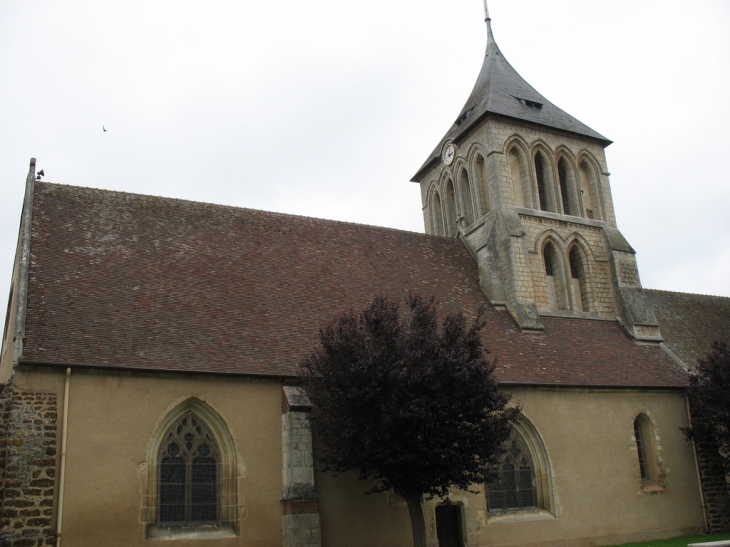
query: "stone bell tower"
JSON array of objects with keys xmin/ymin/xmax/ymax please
[{"xmin": 411, "ymin": 4, "xmax": 660, "ymax": 342}]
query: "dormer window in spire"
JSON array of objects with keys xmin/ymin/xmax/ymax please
[
  {"xmin": 458, "ymin": 168, "xmax": 475, "ymax": 226},
  {"xmin": 515, "ymin": 97, "xmax": 543, "ymax": 110},
  {"xmin": 455, "ymin": 108, "xmax": 474, "ymax": 126}
]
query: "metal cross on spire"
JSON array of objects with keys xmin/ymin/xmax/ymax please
[{"xmin": 483, "ymin": 0, "xmax": 496, "ymax": 46}]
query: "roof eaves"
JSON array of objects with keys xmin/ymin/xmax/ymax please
[{"xmin": 18, "ymin": 359, "xmax": 294, "ymax": 381}]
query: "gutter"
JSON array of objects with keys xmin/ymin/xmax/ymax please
[
  {"xmin": 19, "ymin": 360, "xmax": 685, "ymax": 391},
  {"xmin": 13, "ymin": 158, "xmax": 36, "ymax": 363},
  {"xmin": 55, "ymin": 368, "xmax": 71, "ymax": 547},
  {"xmin": 685, "ymin": 396, "xmax": 709, "ymax": 533},
  {"xmin": 18, "ymin": 359, "xmax": 290, "ymax": 382}
]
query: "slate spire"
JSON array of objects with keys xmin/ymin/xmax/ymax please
[{"xmin": 413, "ymin": 6, "xmax": 610, "ymax": 180}]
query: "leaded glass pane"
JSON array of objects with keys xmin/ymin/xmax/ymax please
[
  {"xmin": 502, "ymin": 463, "xmax": 518, "ymax": 508},
  {"xmin": 191, "ymin": 457, "xmax": 218, "ymax": 522},
  {"xmin": 159, "ymin": 456, "xmax": 186, "ymax": 523},
  {"xmin": 519, "ymin": 464, "xmax": 536, "ymax": 508}
]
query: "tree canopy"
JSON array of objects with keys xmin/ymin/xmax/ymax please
[
  {"xmin": 299, "ymin": 294, "xmax": 515, "ymax": 547},
  {"xmin": 684, "ymin": 339, "xmax": 730, "ymax": 473}
]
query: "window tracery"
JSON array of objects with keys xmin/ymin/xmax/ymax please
[
  {"xmin": 487, "ymin": 429, "xmax": 538, "ymax": 512},
  {"xmin": 159, "ymin": 412, "xmax": 220, "ymax": 525}
]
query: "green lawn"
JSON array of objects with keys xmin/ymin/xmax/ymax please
[{"xmin": 615, "ymin": 532, "xmax": 730, "ymax": 547}]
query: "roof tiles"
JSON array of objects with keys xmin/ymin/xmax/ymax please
[
  {"xmin": 646, "ymin": 289, "xmax": 730, "ymax": 368},
  {"xmin": 21, "ymin": 182, "xmax": 684, "ymax": 387}
]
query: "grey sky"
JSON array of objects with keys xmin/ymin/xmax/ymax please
[{"xmin": 2, "ymin": 0, "xmax": 729, "ymax": 307}]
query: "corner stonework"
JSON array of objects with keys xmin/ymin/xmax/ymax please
[
  {"xmin": 281, "ymin": 386, "xmax": 321, "ymax": 547},
  {"xmin": 0, "ymin": 378, "xmax": 57, "ymax": 547}
]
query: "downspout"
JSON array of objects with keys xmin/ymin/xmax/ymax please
[
  {"xmin": 13, "ymin": 158, "xmax": 36, "ymax": 363},
  {"xmin": 685, "ymin": 395, "xmax": 709, "ymax": 533},
  {"xmin": 56, "ymin": 367, "xmax": 72, "ymax": 547}
]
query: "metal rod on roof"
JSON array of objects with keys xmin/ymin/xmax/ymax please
[{"xmin": 483, "ymin": 0, "xmax": 495, "ymax": 46}]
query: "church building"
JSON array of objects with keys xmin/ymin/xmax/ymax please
[{"xmin": 1, "ymin": 6, "xmax": 729, "ymax": 547}]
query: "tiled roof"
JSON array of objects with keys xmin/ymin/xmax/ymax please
[
  {"xmin": 21, "ymin": 182, "xmax": 684, "ymax": 387},
  {"xmin": 413, "ymin": 28, "xmax": 610, "ymax": 181},
  {"xmin": 646, "ymin": 289, "xmax": 730, "ymax": 368}
]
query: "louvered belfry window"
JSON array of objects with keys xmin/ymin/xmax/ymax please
[
  {"xmin": 487, "ymin": 430, "xmax": 538, "ymax": 512},
  {"xmin": 159, "ymin": 412, "xmax": 220, "ymax": 525}
]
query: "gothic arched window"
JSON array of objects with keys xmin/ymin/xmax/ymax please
[
  {"xmin": 578, "ymin": 160, "xmax": 601, "ymax": 220},
  {"xmin": 557, "ymin": 158, "xmax": 576, "ymax": 216},
  {"xmin": 474, "ymin": 153, "xmax": 491, "ymax": 214},
  {"xmin": 534, "ymin": 153, "xmax": 549, "ymax": 212},
  {"xmin": 444, "ymin": 179, "xmax": 457, "ymax": 236},
  {"xmin": 543, "ymin": 243, "xmax": 566, "ymax": 310},
  {"xmin": 568, "ymin": 245, "xmax": 590, "ymax": 312},
  {"xmin": 509, "ymin": 148, "xmax": 527, "ymax": 208},
  {"xmin": 487, "ymin": 429, "xmax": 538, "ymax": 512},
  {"xmin": 432, "ymin": 191, "xmax": 445, "ymax": 236},
  {"xmin": 458, "ymin": 168, "xmax": 475, "ymax": 226},
  {"xmin": 632, "ymin": 413, "xmax": 665, "ymax": 491},
  {"xmin": 159, "ymin": 412, "xmax": 220, "ymax": 525}
]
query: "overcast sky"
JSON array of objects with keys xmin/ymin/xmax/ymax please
[{"xmin": 2, "ymin": 0, "xmax": 729, "ymax": 308}]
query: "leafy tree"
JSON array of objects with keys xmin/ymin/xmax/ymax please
[
  {"xmin": 299, "ymin": 294, "xmax": 515, "ymax": 547},
  {"xmin": 684, "ymin": 339, "xmax": 730, "ymax": 473}
]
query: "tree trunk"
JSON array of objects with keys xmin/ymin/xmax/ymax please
[{"xmin": 404, "ymin": 493, "xmax": 427, "ymax": 547}]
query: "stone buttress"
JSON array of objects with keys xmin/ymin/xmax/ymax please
[{"xmin": 281, "ymin": 386, "xmax": 321, "ymax": 547}]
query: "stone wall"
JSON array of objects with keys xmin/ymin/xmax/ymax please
[
  {"xmin": 520, "ymin": 213, "xmax": 613, "ymax": 315},
  {"xmin": 0, "ymin": 378, "xmax": 57, "ymax": 546},
  {"xmin": 695, "ymin": 438, "xmax": 730, "ymax": 532}
]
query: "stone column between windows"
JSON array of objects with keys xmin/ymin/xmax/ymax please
[{"xmin": 281, "ymin": 386, "xmax": 321, "ymax": 547}]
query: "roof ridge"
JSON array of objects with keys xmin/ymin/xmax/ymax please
[
  {"xmin": 34, "ymin": 181, "xmax": 443, "ymax": 239},
  {"xmin": 645, "ymin": 287, "xmax": 730, "ymax": 300}
]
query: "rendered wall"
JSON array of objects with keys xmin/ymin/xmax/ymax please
[
  {"xmin": 316, "ymin": 387, "xmax": 705, "ymax": 547},
  {"xmin": 12, "ymin": 367, "xmax": 284, "ymax": 547},
  {"xmin": 7, "ymin": 369, "xmax": 706, "ymax": 547}
]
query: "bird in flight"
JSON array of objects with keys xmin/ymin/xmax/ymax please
[{"xmin": 103, "ymin": 126, "xmax": 107, "ymax": 132}]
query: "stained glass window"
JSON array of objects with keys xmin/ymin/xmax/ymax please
[
  {"xmin": 487, "ymin": 429, "xmax": 538, "ymax": 512},
  {"xmin": 159, "ymin": 413, "xmax": 220, "ymax": 525}
]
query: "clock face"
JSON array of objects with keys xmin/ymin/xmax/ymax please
[{"xmin": 443, "ymin": 144, "xmax": 455, "ymax": 165}]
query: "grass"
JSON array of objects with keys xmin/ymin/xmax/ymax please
[{"xmin": 615, "ymin": 532, "xmax": 730, "ymax": 547}]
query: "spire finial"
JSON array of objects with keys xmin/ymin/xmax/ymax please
[{"xmin": 483, "ymin": 0, "xmax": 495, "ymax": 46}]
